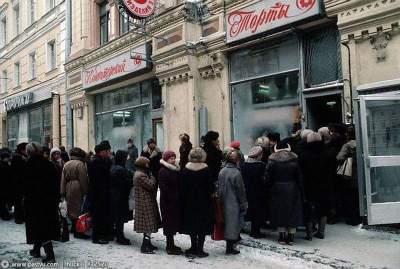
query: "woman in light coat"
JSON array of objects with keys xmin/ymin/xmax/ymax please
[
  {"xmin": 218, "ymin": 148, "xmax": 248, "ymax": 255},
  {"xmin": 60, "ymin": 147, "xmax": 89, "ymax": 239}
]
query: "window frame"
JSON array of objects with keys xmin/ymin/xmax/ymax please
[
  {"xmin": 47, "ymin": 0, "xmax": 55, "ymax": 12},
  {"xmin": 14, "ymin": 62, "xmax": 20, "ymax": 87},
  {"xmin": 99, "ymin": 1, "xmax": 109, "ymax": 45},
  {"xmin": 29, "ymin": 51, "xmax": 37, "ymax": 80},
  {"xmin": 13, "ymin": 3, "xmax": 19, "ymax": 37},
  {"xmin": 28, "ymin": 0, "xmax": 36, "ymax": 25},
  {"xmin": 0, "ymin": 15, "xmax": 6, "ymax": 47},
  {"xmin": 47, "ymin": 40, "xmax": 56, "ymax": 71},
  {"xmin": 1, "ymin": 70, "xmax": 7, "ymax": 94}
]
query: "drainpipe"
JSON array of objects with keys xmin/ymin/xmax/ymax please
[
  {"xmin": 341, "ymin": 42, "xmax": 353, "ymax": 124},
  {"xmin": 65, "ymin": 0, "xmax": 73, "ymax": 149}
]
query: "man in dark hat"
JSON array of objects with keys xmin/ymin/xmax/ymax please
[
  {"xmin": 88, "ymin": 141, "xmax": 113, "ymax": 244},
  {"xmin": 202, "ymin": 131, "xmax": 223, "ymax": 183},
  {"xmin": 140, "ymin": 138, "xmax": 162, "ymax": 185}
]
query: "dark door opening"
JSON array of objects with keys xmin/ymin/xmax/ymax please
[{"xmin": 306, "ymin": 94, "xmax": 342, "ymax": 130}]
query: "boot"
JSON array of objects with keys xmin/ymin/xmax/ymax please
[
  {"xmin": 305, "ymin": 222, "xmax": 313, "ymax": 241},
  {"xmin": 286, "ymin": 233, "xmax": 294, "ymax": 245},
  {"xmin": 42, "ymin": 242, "xmax": 56, "ymax": 264},
  {"xmin": 185, "ymin": 235, "xmax": 197, "ymax": 257},
  {"xmin": 196, "ymin": 235, "xmax": 209, "ymax": 258},
  {"xmin": 315, "ymin": 217, "xmax": 326, "ymax": 239},
  {"xmin": 166, "ymin": 235, "xmax": 182, "ymax": 255},
  {"xmin": 116, "ymin": 236, "xmax": 131, "ymax": 245},
  {"xmin": 141, "ymin": 236, "xmax": 155, "ymax": 254},
  {"xmin": 278, "ymin": 232, "xmax": 286, "ymax": 244},
  {"xmin": 30, "ymin": 243, "xmax": 41, "ymax": 258},
  {"xmin": 225, "ymin": 240, "xmax": 240, "ymax": 255},
  {"xmin": 250, "ymin": 222, "xmax": 266, "ymax": 239}
]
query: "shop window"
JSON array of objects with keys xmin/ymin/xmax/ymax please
[
  {"xmin": 153, "ymin": 119, "xmax": 164, "ymax": 151},
  {"xmin": 29, "ymin": 107, "xmax": 43, "ymax": 144},
  {"xmin": 43, "ymin": 104, "xmax": 52, "ymax": 147},
  {"xmin": 230, "ymin": 39, "xmax": 299, "ymax": 83},
  {"xmin": 7, "ymin": 114, "xmax": 18, "ymax": 150},
  {"xmin": 202, "ymin": 18, "xmax": 219, "ymax": 37},
  {"xmin": 0, "ymin": 16, "xmax": 6, "ymax": 48},
  {"xmin": 156, "ymin": 26, "xmax": 183, "ymax": 49},
  {"xmin": 304, "ymin": 26, "xmax": 342, "ymax": 87},
  {"xmin": 99, "ymin": 1, "xmax": 109, "ymax": 45}
]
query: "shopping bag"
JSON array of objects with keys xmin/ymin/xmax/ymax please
[
  {"xmin": 76, "ymin": 213, "xmax": 92, "ymax": 234},
  {"xmin": 337, "ymin": 157, "xmax": 353, "ymax": 178}
]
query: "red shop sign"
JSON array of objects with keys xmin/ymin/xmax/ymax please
[
  {"xmin": 226, "ymin": 0, "xmax": 321, "ymax": 43},
  {"xmin": 122, "ymin": 0, "xmax": 156, "ymax": 18}
]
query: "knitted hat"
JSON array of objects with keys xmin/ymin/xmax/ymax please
[
  {"xmin": 188, "ymin": 147, "xmax": 207, "ymax": 163},
  {"xmin": 229, "ymin": 140, "xmax": 241, "ymax": 150},
  {"xmin": 247, "ymin": 146, "xmax": 263, "ymax": 158},
  {"xmin": 300, "ymin": 129, "xmax": 313, "ymax": 139},
  {"xmin": 307, "ymin": 132, "xmax": 322, "ymax": 143},
  {"xmin": 50, "ymin": 147, "xmax": 61, "ymax": 158},
  {"xmin": 162, "ymin": 150, "xmax": 176, "ymax": 161}
]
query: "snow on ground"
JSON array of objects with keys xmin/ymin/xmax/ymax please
[{"xmin": 0, "ymin": 220, "xmax": 399, "ymax": 269}]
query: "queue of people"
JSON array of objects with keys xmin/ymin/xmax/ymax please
[{"xmin": 0, "ymin": 124, "xmax": 360, "ymax": 263}]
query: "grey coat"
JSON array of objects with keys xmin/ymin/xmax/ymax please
[{"xmin": 218, "ymin": 163, "xmax": 248, "ymax": 240}]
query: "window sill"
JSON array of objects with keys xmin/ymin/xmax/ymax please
[
  {"xmin": 13, "ymin": 85, "xmax": 21, "ymax": 90},
  {"xmin": 27, "ymin": 77, "xmax": 37, "ymax": 82},
  {"xmin": 45, "ymin": 67, "xmax": 58, "ymax": 74}
]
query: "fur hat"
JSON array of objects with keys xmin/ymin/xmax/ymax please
[
  {"xmin": 188, "ymin": 147, "xmax": 207, "ymax": 163},
  {"xmin": 203, "ymin": 131, "xmax": 219, "ymax": 145},
  {"xmin": 95, "ymin": 140, "xmax": 111, "ymax": 153},
  {"xmin": 135, "ymin": 156, "xmax": 150, "ymax": 169},
  {"xmin": 247, "ymin": 146, "xmax": 263, "ymax": 158},
  {"xmin": 255, "ymin": 136, "xmax": 269, "ymax": 148},
  {"xmin": 162, "ymin": 150, "xmax": 176, "ymax": 161},
  {"xmin": 50, "ymin": 147, "xmax": 61, "ymax": 158},
  {"xmin": 318, "ymin": 127, "xmax": 331, "ymax": 142},
  {"xmin": 69, "ymin": 147, "xmax": 86, "ymax": 159},
  {"xmin": 300, "ymin": 129, "xmax": 313, "ymax": 139},
  {"xmin": 229, "ymin": 140, "xmax": 241, "ymax": 150},
  {"xmin": 307, "ymin": 132, "xmax": 322, "ymax": 143}
]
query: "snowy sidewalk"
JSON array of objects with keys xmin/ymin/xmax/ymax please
[{"xmin": 0, "ymin": 220, "xmax": 399, "ymax": 269}]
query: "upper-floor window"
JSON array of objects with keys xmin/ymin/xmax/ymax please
[
  {"xmin": 47, "ymin": 40, "xmax": 56, "ymax": 71},
  {"xmin": 13, "ymin": 4, "xmax": 20, "ymax": 37},
  {"xmin": 14, "ymin": 62, "xmax": 20, "ymax": 87},
  {"xmin": 29, "ymin": 52, "xmax": 36, "ymax": 79},
  {"xmin": 99, "ymin": 1, "xmax": 109, "ymax": 45},
  {"xmin": 0, "ymin": 16, "xmax": 6, "ymax": 47},
  {"xmin": 47, "ymin": 0, "xmax": 55, "ymax": 11},
  {"xmin": 0, "ymin": 70, "xmax": 7, "ymax": 93},
  {"xmin": 29, "ymin": 0, "xmax": 36, "ymax": 25}
]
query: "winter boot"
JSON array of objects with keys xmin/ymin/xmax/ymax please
[
  {"xmin": 30, "ymin": 243, "xmax": 41, "ymax": 258},
  {"xmin": 116, "ymin": 236, "xmax": 131, "ymax": 245},
  {"xmin": 315, "ymin": 217, "xmax": 327, "ymax": 239},
  {"xmin": 196, "ymin": 235, "xmax": 209, "ymax": 258},
  {"xmin": 250, "ymin": 222, "xmax": 266, "ymax": 239},
  {"xmin": 185, "ymin": 235, "xmax": 198, "ymax": 257},
  {"xmin": 141, "ymin": 235, "xmax": 155, "ymax": 254},
  {"xmin": 305, "ymin": 222, "xmax": 313, "ymax": 241},
  {"xmin": 278, "ymin": 232, "xmax": 286, "ymax": 244},
  {"xmin": 42, "ymin": 242, "xmax": 56, "ymax": 264},
  {"xmin": 166, "ymin": 236, "xmax": 182, "ymax": 255},
  {"xmin": 286, "ymin": 233, "xmax": 294, "ymax": 245},
  {"xmin": 225, "ymin": 240, "xmax": 240, "ymax": 255}
]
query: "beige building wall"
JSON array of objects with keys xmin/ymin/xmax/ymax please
[{"xmin": 0, "ymin": 0, "xmax": 67, "ymax": 148}]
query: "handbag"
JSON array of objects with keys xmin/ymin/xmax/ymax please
[
  {"xmin": 337, "ymin": 157, "xmax": 353, "ymax": 178},
  {"xmin": 76, "ymin": 212, "xmax": 92, "ymax": 235},
  {"xmin": 211, "ymin": 195, "xmax": 224, "ymax": 241}
]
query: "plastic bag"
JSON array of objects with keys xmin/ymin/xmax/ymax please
[{"xmin": 76, "ymin": 213, "xmax": 92, "ymax": 234}]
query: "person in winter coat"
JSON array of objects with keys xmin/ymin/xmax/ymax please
[
  {"xmin": 298, "ymin": 132, "xmax": 328, "ymax": 240},
  {"xmin": 179, "ymin": 133, "xmax": 192, "ymax": 170},
  {"xmin": 110, "ymin": 150, "xmax": 133, "ymax": 245},
  {"xmin": 255, "ymin": 136, "xmax": 270, "ymax": 164},
  {"xmin": 229, "ymin": 141, "xmax": 245, "ymax": 165},
  {"xmin": 133, "ymin": 156, "xmax": 161, "ymax": 254},
  {"xmin": 24, "ymin": 142, "xmax": 59, "ymax": 263},
  {"xmin": 158, "ymin": 150, "xmax": 182, "ymax": 255},
  {"xmin": 218, "ymin": 148, "xmax": 248, "ymax": 255},
  {"xmin": 265, "ymin": 139, "xmax": 304, "ymax": 245},
  {"xmin": 181, "ymin": 147, "xmax": 215, "ymax": 258},
  {"xmin": 50, "ymin": 147, "xmax": 64, "ymax": 202},
  {"xmin": 88, "ymin": 141, "xmax": 113, "ymax": 244},
  {"xmin": 0, "ymin": 149, "xmax": 12, "ymax": 221},
  {"xmin": 11, "ymin": 142, "xmax": 28, "ymax": 224},
  {"xmin": 202, "ymin": 131, "xmax": 223, "ymax": 183},
  {"xmin": 336, "ymin": 126, "xmax": 360, "ymax": 226},
  {"xmin": 241, "ymin": 146, "xmax": 266, "ymax": 238},
  {"xmin": 59, "ymin": 146, "xmax": 70, "ymax": 163},
  {"xmin": 126, "ymin": 138, "xmax": 138, "ymax": 174},
  {"xmin": 60, "ymin": 147, "xmax": 89, "ymax": 239},
  {"xmin": 141, "ymin": 138, "xmax": 162, "ymax": 184}
]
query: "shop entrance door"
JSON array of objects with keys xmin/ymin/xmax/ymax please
[{"xmin": 359, "ymin": 95, "xmax": 400, "ymax": 224}]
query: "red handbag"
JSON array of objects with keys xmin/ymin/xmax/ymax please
[
  {"xmin": 211, "ymin": 196, "xmax": 224, "ymax": 241},
  {"xmin": 212, "ymin": 222, "xmax": 224, "ymax": 241},
  {"xmin": 76, "ymin": 213, "xmax": 92, "ymax": 234}
]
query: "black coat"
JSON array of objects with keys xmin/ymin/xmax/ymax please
[
  {"xmin": 265, "ymin": 151, "xmax": 304, "ymax": 228},
  {"xmin": 158, "ymin": 161, "xmax": 181, "ymax": 235},
  {"xmin": 88, "ymin": 156, "xmax": 112, "ymax": 237},
  {"xmin": 0, "ymin": 161, "xmax": 12, "ymax": 205},
  {"xmin": 141, "ymin": 147, "xmax": 162, "ymax": 181},
  {"xmin": 298, "ymin": 141, "xmax": 330, "ymax": 217},
  {"xmin": 202, "ymin": 144, "xmax": 223, "ymax": 182},
  {"xmin": 181, "ymin": 163, "xmax": 215, "ymax": 235},
  {"xmin": 110, "ymin": 164, "xmax": 133, "ymax": 223},
  {"xmin": 321, "ymin": 141, "xmax": 341, "ymax": 212},
  {"xmin": 241, "ymin": 160, "xmax": 266, "ymax": 223},
  {"xmin": 24, "ymin": 155, "xmax": 59, "ymax": 244},
  {"xmin": 179, "ymin": 142, "xmax": 192, "ymax": 170}
]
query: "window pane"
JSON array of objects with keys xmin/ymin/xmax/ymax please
[
  {"xmin": 43, "ymin": 104, "xmax": 52, "ymax": 147},
  {"xmin": 7, "ymin": 114, "xmax": 18, "ymax": 149},
  {"xmin": 230, "ymin": 38, "xmax": 299, "ymax": 82},
  {"xmin": 29, "ymin": 107, "xmax": 43, "ymax": 144},
  {"xmin": 371, "ymin": 166, "xmax": 400, "ymax": 203},
  {"xmin": 151, "ymin": 80, "xmax": 162, "ymax": 109}
]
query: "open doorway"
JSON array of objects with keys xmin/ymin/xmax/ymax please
[{"xmin": 306, "ymin": 94, "xmax": 342, "ymax": 130}]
